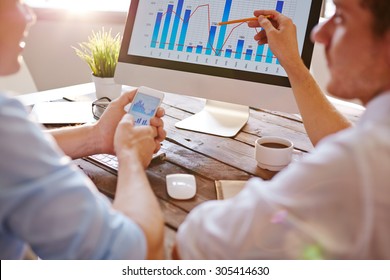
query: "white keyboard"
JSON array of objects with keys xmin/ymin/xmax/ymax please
[
  {"xmin": 86, "ymin": 152, "xmax": 165, "ymax": 174},
  {"xmin": 88, "ymin": 154, "xmax": 119, "ymax": 170}
]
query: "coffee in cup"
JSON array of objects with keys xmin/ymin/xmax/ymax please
[{"xmin": 255, "ymin": 136, "xmax": 293, "ymax": 171}]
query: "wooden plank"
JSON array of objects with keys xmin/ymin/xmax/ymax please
[
  {"xmin": 158, "ymin": 198, "xmax": 188, "ymax": 230},
  {"xmin": 160, "ymin": 141, "xmax": 252, "ymax": 181},
  {"xmin": 162, "ymin": 101, "xmax": 313, "ymax": 152},
  {"xmin": 163, "ymin": 92, "xmax": 205, "ymax": 114},
  {"xmin": 162, "ymin": 114, "xmax": 298, "ymax": 179},
  {"xmin": 73, "ymin": 159, "xmax": 118, "ymax": 198}
]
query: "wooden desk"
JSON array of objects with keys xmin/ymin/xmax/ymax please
[{"xmin": 19, "ymin": 83, "xmax": 365, "ymax": 259}]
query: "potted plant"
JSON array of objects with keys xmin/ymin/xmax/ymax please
[{"xmin": 73, "ymin": 27, "xmax": 122, "ymax": 100}]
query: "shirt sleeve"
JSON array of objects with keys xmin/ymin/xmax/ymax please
[
  {"xmin": 0, "ymin": 97, "xmax": 146, "ymax": 259},
  {"xmin": 176, "ymin": 137, "xmax": 368, "ymax": 259}
]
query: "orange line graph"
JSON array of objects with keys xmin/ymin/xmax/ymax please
[{"xmin": 157, "ymin": 4, "xmax": 260, "ymax": 56}]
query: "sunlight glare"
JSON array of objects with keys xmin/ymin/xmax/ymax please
[{"xmin": 25, "ymin": 0, "xmax": 128, "ymax": 13}]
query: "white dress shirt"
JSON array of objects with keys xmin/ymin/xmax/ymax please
[
  {"xmin": 0, "ymin": 94, "xmax": 146, "ymax": 259},
  {"xmin": 177, "ymin": 92, "xmax": 390, "ymax": 259}
]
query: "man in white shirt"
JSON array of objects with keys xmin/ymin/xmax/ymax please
[{"xmin": 174, "ymin": 0, "xmax": 390, "ymax": 259}]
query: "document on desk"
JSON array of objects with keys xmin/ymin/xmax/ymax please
[
  {"xmin": 215, "ymin": 180, "xmax": 248, "ymax": 200},
  {"xmin": 31, "ymin": 101, "xmax": 96, "ymax": 124}
]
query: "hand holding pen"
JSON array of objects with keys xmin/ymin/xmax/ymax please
[{"xmin": 247, "ymin": 10, "xmax": 302, "ymax": 70}]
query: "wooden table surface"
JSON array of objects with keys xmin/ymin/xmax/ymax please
[{"xmin": 74, "ymin": 91, "xmax": 364, "ymax": 259}]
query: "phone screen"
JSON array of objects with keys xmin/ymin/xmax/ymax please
[{"xmin": 129, "ymin": 92, "xmax": 161, "ymax": 126}]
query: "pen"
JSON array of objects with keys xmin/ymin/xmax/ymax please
[
  {"xmin": 62, "ymin": 97, "xmax": 75, "ymax": 102},
  {"xmin": 217, "ymin": 15, "xmax": 273, "ymax": 26}
]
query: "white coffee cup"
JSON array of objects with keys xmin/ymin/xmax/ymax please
[{"xmin": 255, "ymin": 136, "xmax": 293, "ymax": 171}]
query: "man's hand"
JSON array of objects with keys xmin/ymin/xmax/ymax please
[
  {"xmin": 248, "ymin": 10, "xmax": 302, "ymax": 69},
  {"xmin": 114, "ymin": 114, "xmax": 158, "ymax": 168},
  {"xmin": 93, "ymin": 89, "xmax": 166, "ymax": 155}
]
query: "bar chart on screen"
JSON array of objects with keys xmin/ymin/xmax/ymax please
[
  {"xmin": 128, "ymin": 92, "xmax": 161, "ymax": 126},
  {"xmin": 129, "ymin": 0, "xmax": 305, "ymax": 77}
]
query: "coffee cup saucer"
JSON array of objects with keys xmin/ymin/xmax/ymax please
[{"xmin": 257, "ymin": 162, "xmax": 287, "ymax": 172}]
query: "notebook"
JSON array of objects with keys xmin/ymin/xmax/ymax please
[{"xmin": 215, "ymin": 180, "xmax": 247, "ymax": 200}]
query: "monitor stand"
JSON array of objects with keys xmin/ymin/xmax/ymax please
[{"xmin": 175, "ymin": 100, "xmax": 249, "ymax": 137}]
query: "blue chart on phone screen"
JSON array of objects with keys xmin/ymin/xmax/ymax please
[
  {"xmin": 129, "ymin": 0, "xmax": 308, "ymax": 78},
  {"xmin": 131, "ymin": 93, "xmax": 160, "ymax": 126}
]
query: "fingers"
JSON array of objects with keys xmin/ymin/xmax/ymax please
[
  {"xmin": 256, "ymin": 36, "xmax": 268, "ymax": 46},
  {"xmin": 120, "ymin": 113, "xmax": 163, "ymax": 142},
  {"xmin": 155, "ymin": 107, "xmax": 165, "ymax": 118},
  {"xmin": 129, "ymin": 124, "xmax": 157, "ymax": 139},
  {"xmin": 148, "ymin": 119, "xmax": 166, "ymax": 140},
  {"xmin": 114, "ymin": 109, "xmax": 161, "ymax": 168},
  {"xmin": 254, "ymin": 9, "xmax": 280, "ymax": 19},
  {"xmin": 254, "ymin": 29, "xmax": 268, "ymax": 42},
  {"xmin": 156, "ymin": 126, "xmax": 167, "ymax": 142},
  {"xmin": 257, "ymin": 15, "xmax": 276, "ymax": 34},
  {"xmin": 247, "ymin": 19, "xmax": 260, "ymax": 28},
  {"xmin": 149, "ymin": 125, "xmax": 158, "ymax": 138},
  {"xmin": 149, "ymin": 114, "xmax": 166, "ymax": 142},
  {"xmin": 114, "ymin": 88, "xmax": 137, "ymax": 106},
  {"xmin": 250, "ymin": 10, "xmax": 283, "ymax": 44},
  {"xmin": 154, "ymin": 141, "xmax": 162, "ymax": 153},
  {"xmin": 153, "ymin": 126, "xmax": 166, "ymax": 153},
  {"xmin": 150, "ymin": 107, "xmax": 166, "ymax": 143},
  {"xmin": 120, "ymin": 110, "xmax": 165, "ymax": 154},
  {"xmin": 149, "ymin": 115, "xmax": 164, "ymax": 128},
  {"xmin": 120, "ymin": 113, "xmax": 135, "ymax": 126}
]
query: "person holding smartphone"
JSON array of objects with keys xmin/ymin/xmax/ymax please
[{"xmin": 0, "ymin": 0, "xmax": 166, "ymax": 259}]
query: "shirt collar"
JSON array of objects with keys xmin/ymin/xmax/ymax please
[{"xmin": 359, "ymin": 91, "xmax": 390, "ymax": 125}]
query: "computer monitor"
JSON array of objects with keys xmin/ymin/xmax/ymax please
[{"xmin": 115, "ymin": 0, "xmax": 323, "ymax": 137}]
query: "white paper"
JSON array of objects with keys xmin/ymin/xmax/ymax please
[{"xmin": 31, "ymin": 101, "xmax": 96, "ymax": 124}]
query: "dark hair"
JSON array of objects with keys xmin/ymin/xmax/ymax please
[{"xmin": 360, "ymin": 0, "xmax": 390, "ymax": 36}]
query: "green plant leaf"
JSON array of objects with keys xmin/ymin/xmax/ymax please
[{"xmin": 72, "ymin": 27, "xmax": 121, "ymax": 78}]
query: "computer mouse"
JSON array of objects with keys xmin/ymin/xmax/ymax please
[{"xmin": 166, "ymin": 174, "xmax": 196, "ymax": 200}]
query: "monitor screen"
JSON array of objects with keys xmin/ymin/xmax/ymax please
[{"xmin": 115, "ymin": 0, "xmax": 323, "ymax": 136}]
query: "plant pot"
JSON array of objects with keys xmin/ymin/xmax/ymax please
[{"xmin": 92, "ymin": 75, "xmax": 122, "ymax": 100}]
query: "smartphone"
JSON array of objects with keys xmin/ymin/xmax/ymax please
[{"xmin": 128, "ymin": 86, "xmax": 164, "ymax": 126}]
